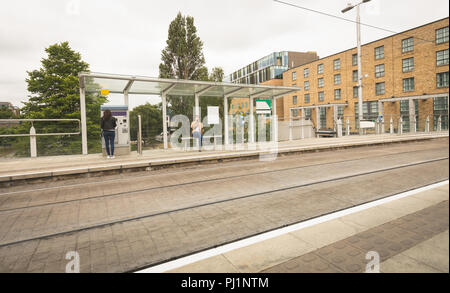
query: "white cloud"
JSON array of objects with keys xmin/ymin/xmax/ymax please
[{"xmin": 0, "ymin": 0, "xmax": 448, "ymax": 109}]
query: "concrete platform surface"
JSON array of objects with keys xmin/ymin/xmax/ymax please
[{"xmin": 166, "ymin": 184, "xmax": 449, "ymax": 273}]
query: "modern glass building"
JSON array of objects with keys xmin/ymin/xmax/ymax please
[{"xmin": 226, "ymin": 51, "xmax": 318, "ymax": 85}]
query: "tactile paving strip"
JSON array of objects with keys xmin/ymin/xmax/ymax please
[{"xmin": 262, "ymin": 200, "xmax": 449, "ymax": 273}]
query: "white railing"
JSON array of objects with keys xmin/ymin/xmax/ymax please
[{"xmin": 0, "ymin": 119, "xmax": 81, "ymax": 157}]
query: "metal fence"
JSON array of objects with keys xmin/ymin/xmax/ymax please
[
  {"xmin": 0, "ymin": 119, "xmax": 81, "ymax": 158},
  {"xmin": 340, "ymin": 114, "xmax": 449, "ymax": 136}
]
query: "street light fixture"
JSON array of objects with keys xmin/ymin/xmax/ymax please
[{"xmin": 342, "ymin": 0, "xmax": 371, "ymax": 134}]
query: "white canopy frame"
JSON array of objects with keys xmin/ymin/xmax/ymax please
[{"xmin": 78, "ymin": 72, "xmax": 300, "ymax": 154}]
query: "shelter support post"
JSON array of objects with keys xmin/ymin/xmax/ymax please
[
  {"xmin": 162, "ymin": 92, "xmax": 168, "ymax": 149},
  {"xmin": 300, "ymin": 109, "xmax": 305, "ymax": 139},
  {"xmin": 272, "ymin": 97, "xmax": 278, "ymax": 142},
  {"xmin": 80, "ymin": 87, "xmax": 88, "ymax": 155},
  {"xmin": 289, "ymin": 109, "xmax": 293, "ymax": 141},
  {"xmin": 194, "ymin": 93, "xmax": 200, "ymax": 118},
  {"xmin": 249, "ymin": 95, "xmax": 255, "ymax": 143},
  {"xmin": 333, "ymin": 105, "xmax": 338, "ymax": 132},
  {"xmin": 124, "ymin": 93, "xmax": 129, "ymax": 106},
  {"xmin": 123, "ymin": 80, "xmax": 133, "ymax": 106},
  {"xmin": 315, "ymin": 106, "xmax": 320, "ymax": 137},
  {"xmin": 224, "ymin": 96, "xmax": 229, "ymax": 146},
  {"xmin": 409, "ymin": 99, "xmax": 416, "ymax": 133},
  {"xmin": 138, "ymin": 115, "xmax": 143, "ymax": 155}
]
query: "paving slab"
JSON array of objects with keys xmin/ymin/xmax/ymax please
[
  {"xmin": 382, "ymin": 230, "xmax": 449, "ymax": 273},
  {"xmin": 262, "ymin": 200, "xmax": 448, "ymax": 273},
  {"xmin": 222, "ymin": 234, "xmax": 315, "ymax": 273}
]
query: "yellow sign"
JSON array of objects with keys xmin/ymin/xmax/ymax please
[{"xmin": 100, "ymin": 89, "xmax": 110, "ymax": 95}]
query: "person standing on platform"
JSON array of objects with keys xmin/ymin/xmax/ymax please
[
  {"xmin": 191, "ymin": 115, "xmax": 203, "ymax": 152},
  {"xmin": 101, "ymin": 110, "xmax": 117, "ymax": 159}
]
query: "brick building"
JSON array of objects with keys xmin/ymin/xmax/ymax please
[{"xmin": 282, "ymin": 17, "xmax": 449, "ymax": 133}]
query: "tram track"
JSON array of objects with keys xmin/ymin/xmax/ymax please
[
  {"xmin": 0, "ymin": 156, "xmax": 447, "ymax": 249},
  {"xmin": 0, "ymin": 147, "xmax": 446, "ymax": 212}
]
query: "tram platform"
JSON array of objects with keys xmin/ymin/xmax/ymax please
[{"xmin": 0, "ymin": 132, "xmax": 448, "ymax": 186}]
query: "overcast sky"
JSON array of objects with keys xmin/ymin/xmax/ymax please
[{"xmin": 0, "ymin": 0, "xmax": 448, "ymax": 109}]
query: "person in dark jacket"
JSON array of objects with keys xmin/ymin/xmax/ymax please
[{"xmin": 101, "ymin": 110, "xmax": 117, "ymax": 159}]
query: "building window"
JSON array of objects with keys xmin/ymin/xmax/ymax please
[
  {"xmin": 375, "ymin": 64, "xmax": 385, "ymax": 78},
  {"xmin": 318, "ymin": 91, "xmax": 324, "ymax": 102},
  {"xmin": 402, "ymin": 58, "xmax": 414, "ymax": 72},
  {"xmin": 320, "ymin": 107, "xmax": 327, "ymax": 129},
  {"xmin": 436, "ymin": 26, "xmax": 449, "ymax": 44},
  {"xmin": 376, "ymin": 82, "xmax": 385, "ymax": 95},
  {"xmin": 375, "ymin": 46, "xmax": 384, "ymax": 60},
  {"xmin": 403, "ymin": 77, "xmax": 415, "ymax": 92},
  {"xmin": 334, "ymin": 59, "xmax": 341, "ymax": 70},
  {"xmin": 353, "ymin": 86, "xmax": 358, "ymax": 98},
  {"xmin": 304, "ymin": 68, "xmax": 310, "ymax": 78},
  {"xmin": 337, "ymin": 106, "xmax": 344, "ymax": 120},
  {"xmin": 353, "ymin": 70, "xmax": 358, "ymax": 82},
  {"xmin": 434, "ymin": 96, "xmax": 449, "ymax": 130},
  {"xmin": 318, "ymin": 64, "xmax": 324, "ymax": 74},
  {"xmin": 293, "ymin": 109, "xmax": 299, "ymax": 117},
  {"xmin": 402, "ymin": 37, "xmax": 414, "ymax": 53},
  {"xmin": 399, "ymin": 100, "xmax": 409, "ymax": 114},
  {"xmin": 292, "ymin": 71, "xmax": 297, "ymax": 81},
  {"xmin": 304, "ymin": 81, "xmax": 310, "ymax": 91},
  {"xmin": 304, "ymin": 108, "xmax": 312, "ymax": 119},
  {"xmin": 245, "ymin": 102, "xmax": 248, "ymax": 108},
  {"xmin": 304, "ymin": 94, "xmax": 310, "ymax": 103},
  {"xmin": 318, "ymin": 78, "xmax": 324, "ymax": 88},
  {"xmin": 334, "ymin": 89, "xmax": 341, "ymax": 100},
  {"xmin": 334, "ymin": 74, "xmax": 341, "ymax": 85},
  {"xmin": 352, "ymin": 54, "xmax": 357, "ymax": 66},
  {"xmin": 437, "ymin": 49, "xmax": 449, "ymax": 66},
  {"xmin": 355, "ymin": 101, "xmax": 378, "ymax": 126},
  {"xmin": 437, "ymin": 72, "xmax": 449, "ymax": 88},
  {"xmin": 293, "ymin": 96, "xmax": 298, "ymax": 105}
]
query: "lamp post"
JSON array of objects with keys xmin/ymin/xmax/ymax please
[{"xmin": 342, "ymin": 0, "xmax": 371, "ymax": 135}]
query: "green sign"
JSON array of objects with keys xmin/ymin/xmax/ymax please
[{"xmin": 256, "ymin": 99, "xmax": 272, "ymax": 114}]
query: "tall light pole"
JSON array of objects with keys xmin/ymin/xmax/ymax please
[{"xmin": 342, "ymin": 0, "xmax": 371, "ymax": 135}]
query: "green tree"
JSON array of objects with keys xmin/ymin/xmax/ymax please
[
  {"xmin": 159, "ymin": 12, "xmax": 210, "ymax": 119},
  {"xmin": 21, "ymin": 41, "xmax": 107, "ymax": 155},
  {"xmin": 159, "ymin": 12, "xmax": 207, "ymax": 80},
  {"xmin": 209, "ymin": 67, "xmax": 224, "ymax": 82},
  {"xmin": 0, "ymin": 108, "xmax": 25, "ymax": 157},
  {"xmin": 0, "ymin": 108, "xmax": 17, "ymax": 119},
  {"xmin": 129, "ymin": 103, "xmax": 163, "ymax": 147}
]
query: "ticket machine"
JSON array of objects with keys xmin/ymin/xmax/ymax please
[{"xmin": 100, "ymin": 105, "xmax": 130, "ymax": 156}]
